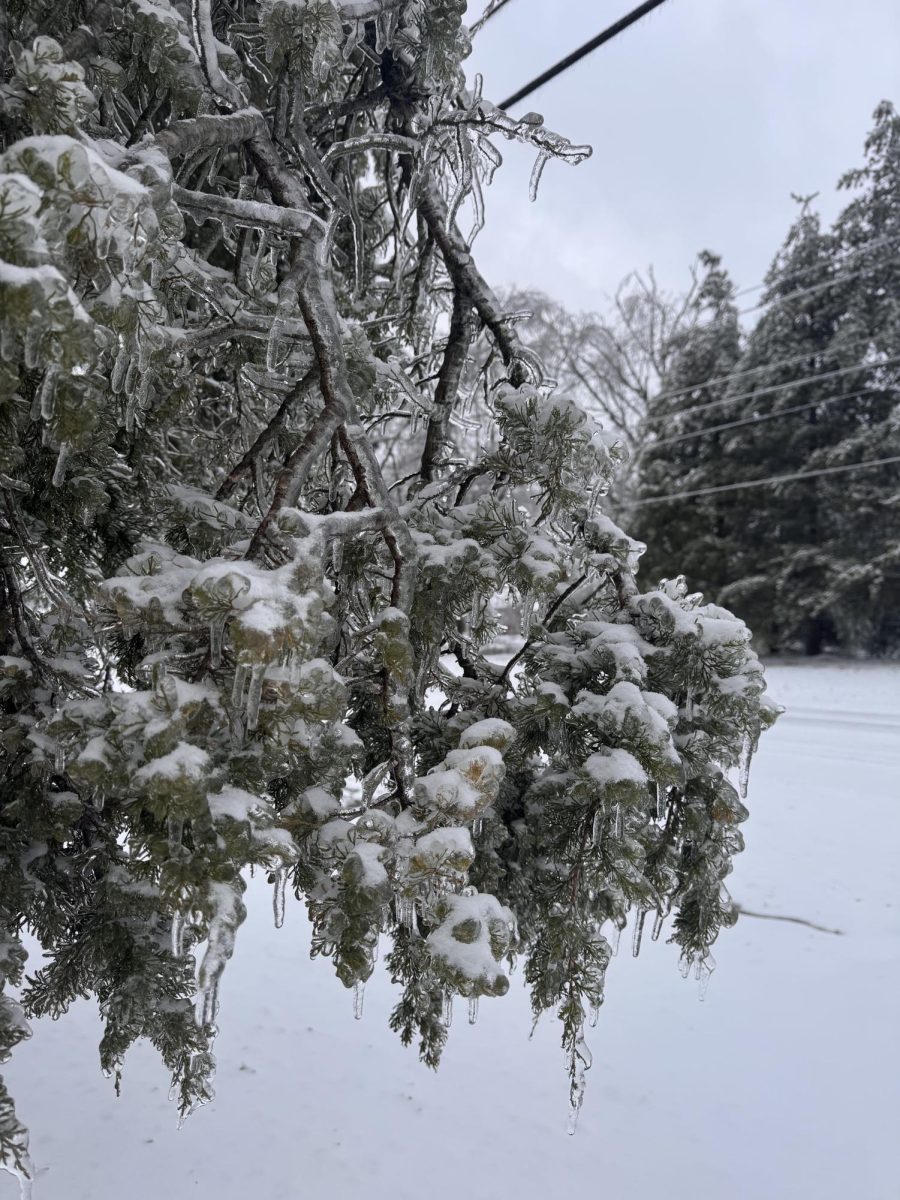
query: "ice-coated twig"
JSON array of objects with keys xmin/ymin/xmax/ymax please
[
  {"xmin": 190, "ymin": 0, "xmax": 244, "ymax": 111},
  {"xmin": 734, "ymin": 905, "xmax": 843, "ymax": 936},
  {"xmin": 173, "ymin": 185, "xmax": 328, "ymax": 238}
]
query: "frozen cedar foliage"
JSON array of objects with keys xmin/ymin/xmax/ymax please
[{"xmin": 0, "ymin": 1, "xmax": 776, "ymax": 1186}]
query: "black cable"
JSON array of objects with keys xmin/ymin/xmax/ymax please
[
  {"xmin": 470, "ymin": 0, "xmax": 516, "ymax": 36},
  {"xmin": 499, "ymin": 0, "xmax": 671, "ymax": 110}
]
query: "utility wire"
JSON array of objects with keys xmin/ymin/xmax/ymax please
[
  {"xmin": 733, "ymin": 229, "xmax": 900, "ymax": 299},
  {"xmin": 469, "ymin": 0, "xmax": 516, "ymax": 36},
  {"xmin": 653, "ymin": 388, "xmax": 883, "ymax": 447},
  {"xmin": 738, "ymin": 268, "xmax": 872, "ymax": 316},
  {"xmin": 651, "ymin": 336, "xmax": 894, "ymax": 408},
  {"xmin": 633, "ymin": 455, "xmax": 900, "ymax": 506},
  {"xmin": 499, "ymin": 0, "xmax": 671, "ymax": 110},
  {"xmin": 652, "ymin": 355, "xmax": 900, "ymax": 420}
]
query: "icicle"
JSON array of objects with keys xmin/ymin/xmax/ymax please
[
  {"xmin": 266, "ymin": 317, "xmax": 287, "ymax": 372},
  {"xmin": 23, "ymin": 325, "xmax": 41, "ymax": 369},
  {"xmin": 272, "ymin": 866, "xmax": 287, "ymax": 929},
  {"xmin": 244, "ymin": 663, "xmax": 266, "ymax": 731},
  {"xmin": 353, "ymin": 980, "xmax": 365, "ymax": 1020},
  {"xmin": 111, "ymin": 345, "xmax": 128, "ymax": 394},
  {"xmin": 95, "ymin": 223, "xmax": 111, "ymax": 262},
  {"xmin": 372, "ymin": 934, "xmax": 379, "ymax": 964},
  {"xmin": 171, "ymin": 910, "xmax": 185, "ymax": 958},
  {"xmin": 520, "ymin": 595, "xmax": 535, "ymax": 639},
  {"xmin": 610, "ymin": 923, "xmax": 622, "ymax": 957},
  {"xmin": 36, "ymin": 364, "xmax": 59, "ymax": 420},
  {"xmin": 697, "ymin": 953, "xmax": 715, "ymax": 1001},
  {"xmin": 529, "ymin": 149, "xmax": 551, "ymax": 202},
  {"xmin": 195, "ymin": 889, "xmax": 245, "ymax": 1033},
  {"xmin": 467, "ymin": 995, "xmax": 479, "ymax": 1025},
  {"xmin": 738, "ymin": 732, "xmax": 754, "ymax": 799},
  {"xmin": 51, "ymin": 442, "xmax": 71, "ymax": 488},
  {"xmin": 656, "ymin": 782, "xmax": 666, "ymax": 822},
  {"xmin": 591, "ymin": 808, "xmax": 603, "ymax": 847},
  {"xmin": 651, "ymin": 910, "xmax": 666, "ymax": 942},
  {"xmin": 685, "ymin": 686, "xmax": 694, "ymax": 723},
  {"xmin": 231, "ymin": 662, "xmax": 249, "ymax": 708},
  {"xmin": 631, "ymin": 907, "xmax": 646, "ymax": 958},
  {"xmin": 123, "ymin": 357, "xmax": 139, "ymax": 399},
  {"xmin": 472, "ymin": 816, "xmax": 483, "ymax": 838},
  {"xmin": 168, "ymin": 816, "xmax": 183, "ymax": 855},
  {"xmin": 588, "ymin": 1001, "xmax": 601, "ymax": 1028},
  {"xmin": 208, "ymin": 619, "xmax": 225, "ymax": 669},
  {"xmin": 397, "ymin": 893, "xmax": 417, "ymax": 935},
  {"xmin": 441, "ymin": 989, "xmax": 454, "ymax": 1028},
  {"xmin": 614, "ymin": 803, "xmax": 624, "ymax": 839},
  {"xmin": 567, "ymin": 1029, "xmax": 592, "ymax": 1136}
]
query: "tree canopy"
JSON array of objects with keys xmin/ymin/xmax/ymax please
[{"xmin": 0, "ymin": 1, "xmax": 775, "ymax": 1188}]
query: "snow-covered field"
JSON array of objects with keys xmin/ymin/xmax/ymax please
[{"xmin": 4, "ymin": 660, "xmax": 898, "ymax": 1200}]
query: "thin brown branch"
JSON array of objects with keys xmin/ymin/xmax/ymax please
[
  {"xmin": 418, "ymin": 287, "xmax": 474, "ymax": 485},
  {"xmin": 217, "ymin": 365, "xmax": 318, "ymax": 501}
]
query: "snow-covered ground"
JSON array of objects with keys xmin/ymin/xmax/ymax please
[{"xmin": 4, "ymin": 660, "xmax": 898, "ymax": 1200}]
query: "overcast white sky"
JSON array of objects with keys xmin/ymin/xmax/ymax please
[{"xmin": 463, "ymin": 0, "xmax": 900, "ymax": 314}]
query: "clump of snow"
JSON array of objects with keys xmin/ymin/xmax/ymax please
[
  {"xmin": 582, "ymin": 748, "xmax": 647, "ymax": 786},
  {"xmin": 426, "ymin": 892, "xmax": 515, "ymax": 997},
  {"xmin": 458, "ymin": 718, "xmax": 516, "ymax": 751},
  {"xmin": 134, "ymin": 742, "xmax": 209, "ymax": 782}
]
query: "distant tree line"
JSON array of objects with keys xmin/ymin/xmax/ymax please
[{"xmin": 513, "ymin": 102, "xmax": 900, "ymax": 656}]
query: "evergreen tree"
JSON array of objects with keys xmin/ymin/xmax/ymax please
[
  {"xmin": 637, "ymin": 105, "xmax": 900, "ymax": 655},
  {"xmin": 633, "ymin": 253, "xmax": 743, "ymax": 600},
  {"xmin": 712, "ymin": 199, "xmax": 847, "ymax": 653},
  {"xmin": 0, "ymin": 1, "xmax": 775, "ymax": 1185},
  {"xmin": 818, "ymin": 102, "xmax": 900, "ymax": 652}
]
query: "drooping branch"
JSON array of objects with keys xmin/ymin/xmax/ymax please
[{"xmin": 418, "ymin": 182, "xmax": 540, "ymax": 387}]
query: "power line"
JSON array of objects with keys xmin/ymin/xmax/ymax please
[
  {"xmin": 633, "ymin": 455, "xmax": 900, "ymax": 506},
  {"xmin": 653, "ymin": 387, "xmax": 881, "ymax": 447},
  {"xmin": 733, "ymin": 229, "xmax": 900, "ymax": 299},
  {"xmin": 652, "ymin": 337, "xmax": 889, "ymax": 408},
  {"xmin": 469, "ymin": 0, "xmax": 516, "ymax": 36},
  {"xmin": 738, "ymin": 268, "xmax": 872, "ymax": 317},
  {"xmin": 499, "ymin": 0, "xmax": 671, "ymax": 110},
  {"xmin": 653, "ymin": 355, "xmax": 900, "ymax": 421}
]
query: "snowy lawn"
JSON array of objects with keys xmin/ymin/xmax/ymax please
[{"xmin": 4, "ymin": 660, "xmax": 898, "ymax": 1200}]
